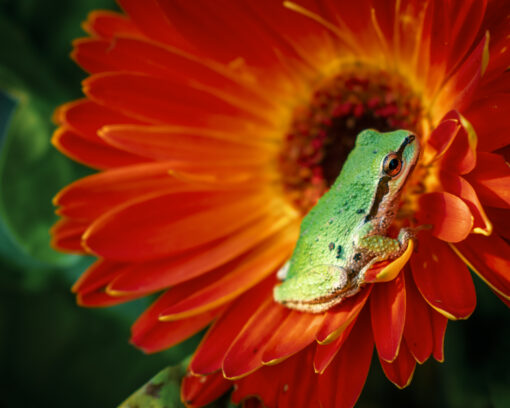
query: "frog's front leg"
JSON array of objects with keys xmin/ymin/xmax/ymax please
[{"xmin": 357, "ymin": 227, "xmax": 414, "ymax": 261}]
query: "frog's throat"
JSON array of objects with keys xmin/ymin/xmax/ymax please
[{"xmin": 275, "ymin": 258, "xmax": 379, "ymax": 313}]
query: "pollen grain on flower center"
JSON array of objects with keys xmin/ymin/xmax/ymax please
[{"xmin": 279, "ymin": 65, "xmax": 427, "ymax": 214}]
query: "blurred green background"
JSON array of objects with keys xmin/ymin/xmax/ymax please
[{"xmin": 0, "ymin": 1, "xmax": 508, "ymax": 407}]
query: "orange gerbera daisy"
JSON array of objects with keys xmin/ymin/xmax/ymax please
[{"xmin": 51, "ymin": 1, "xmax": 510, "ymax": 407}]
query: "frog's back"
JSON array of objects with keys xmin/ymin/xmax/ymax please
[{"xmin": 287, "ymin": 142, "xmax": 380, "ymax": 277}]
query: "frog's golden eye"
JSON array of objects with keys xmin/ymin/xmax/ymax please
[{"xmin": 383, "ymin": 153, "xmax": 402, "ymax": 176}]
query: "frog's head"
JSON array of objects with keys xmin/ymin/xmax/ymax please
[{"xmin": 353, "ymin": 129, "xmax": 420, "ymax": 218}]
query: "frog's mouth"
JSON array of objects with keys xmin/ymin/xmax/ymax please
[{"xmin": 278, "ymin": 64, "xmax": 429, "ymax": 215}]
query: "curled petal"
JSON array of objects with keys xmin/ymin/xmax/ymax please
[
  {"xmin": 416, "ymin": 192, "xmax": 473, "ymax": 242},
  {"xmin": 439, "ymin": 173, "xmax": 492, "ymax": 236},
  {"xmin": 425, "ymin": 116, "xmax": 461, "ymax": 162},
  {"xmin": 438, "ymin": 112, "xmax": 477, "ymax": 176}
]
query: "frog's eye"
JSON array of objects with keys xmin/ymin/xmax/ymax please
[{"xmin": 383, "ymin": 153, "xmax": 402, "ymax": 176}]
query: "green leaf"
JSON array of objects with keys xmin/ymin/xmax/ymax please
[{"xmin": 119, "ymin": 364, "xmax": 188, "ymax": 408}]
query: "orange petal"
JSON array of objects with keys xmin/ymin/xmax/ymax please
[
  {"xmin": 109, "ymin": 211, "xmax": 294, "ymax": 294},
  {"xmin": 315, "ymin": 285, "xmax": 372, "ymax": 344},
  {"xmin": 83, "ymin": 72, "xmax": 273, "ymax": 128},
  {"xmin": 370, "ymin": 273, "xmax": 406, "ymax": 362},
  {"xmin": 318, "ymin": 308, "xmax": 373, "ymax": 408},
  {"xmin": 158, "ymin": 227, "xmax": 296, "ymax": 320},
  {"xmin": 431, "ymin": 309, "xmax": 448, "ymax": 362},
  {"xmin": 276, "ymin": 347, "xmax": 318, "ymax": 408},
  {"xmin": 379, "ymin": 340, "xmax": 416, "ymax": 389},
  {"xmin": 131, "ymin": 305, "xmax": 225, "ymax": 354},
  {"xmin": 416, "ymin": 192, "xmax": 473, "ymax": 242},
  {"xmin": 50, "ymin": 218, "xmax": 88, "ymax": 253},
  {"xmin": 72, "ymin": 259, "xmax": 127, "ymax": 294},
  {"xmin": 118, "ymin": 0, "xmax": 193, "ymax": 52},
  {"xmin": 222, "ymin": 298, "xmax": 290, "ymax": 379},
  {"xmin": 403, "ymin": 268, "xmax": 433, "ymax": 364},
  {"xmin": 82, "ymin": 10, "xmax": 143, "ymax": 39},
  {"xmin": 190, "ymin": 277, "xmax": 275, "ymax": 375},
  {"xmin": 84, "ymin": 190, "xmax": 275, "ymax": 261},
  {"xmin": 411, "ymin": 234, "xmax": 476, "ymax": 319},
  {"xmin": 76, "ymin": 288, "xmax": 140, "ymax": 307},
  {"xmin": 55, "ymin": 162, "xmax": 180, "ymax": 220},
  {"xmin": 54, "ymin": 99, "xmax": 142, "ymax": 144},
  {"xmin": 73, "ymin": 36, "xmax": 278, "ymax": 113},
  {"xmin": 52, "ymin": 127, "xmax": 145, "ymax": 170},
  {"xmin": 465, "ymin": 152, "xmax": 510, "ymax": 209},
  {"xmin": 464, "ymin": 93, "xmax": 510, "ymax": 152},
  {"xmin": 313, "ymin": 319, "xmax": 356, "ymax": 374},
  {"xmin": 231, "ymin": 361, "xmax": 281, "ymax": 408},
  {"xmin": 100, "ymin": 125, "xmax": 273, "ymax": 164},
  {"xmin": 453, "ymin": 233, "xmax": 510, "ymax": 300},
  {"xmin": 440, "ymin": 173, "xmax": 492, "ymax": 236},
  {"xmin": 262, "ymin": 311, "xmax": 326, "ymax": 365},
  {"xmin": 436, "ymin": 32, "xmax": 489, "ymax": 112},
  {"xmin": 181, "ymin": 371, "xmax": 232, "ymax": 408},
  {"xmin": 153, "ymin": 0, "xmax": 321, "ymax": 74},
  {"xmin": 130, "ymin": 270, "xmax": 228, "ymax": 351}
]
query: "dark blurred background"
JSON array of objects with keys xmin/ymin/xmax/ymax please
[{"xmin": 0, "ymin": 1, "xmax": 508, "ymax": 407}]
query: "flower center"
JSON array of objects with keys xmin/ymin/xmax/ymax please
[{"xmin": 279, "ymin": 66, "xmax": 425, "ymax": 214}]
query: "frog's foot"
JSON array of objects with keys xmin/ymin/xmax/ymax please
[
  {"xmin": 273, "ymin": 264, "xmax": 361, "ymax": 313},
  {"xmin": 396, "ymin": 227, "xmax": 414, "ymax": 255}
]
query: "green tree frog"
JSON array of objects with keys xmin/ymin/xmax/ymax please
[{"xmin": 274, "ymin": 129, "xmax": 419, "ymax": 313}]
